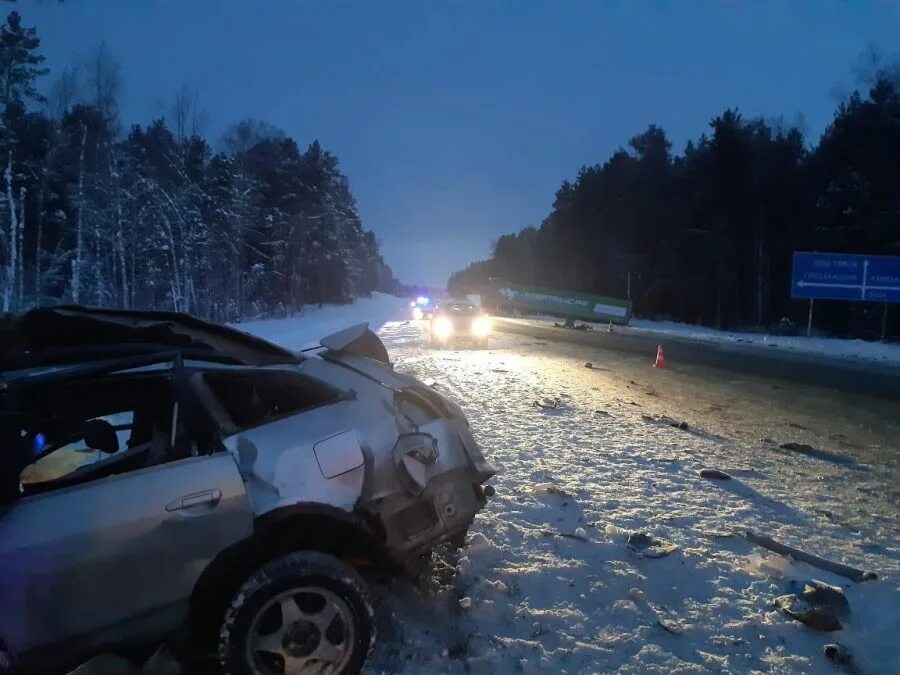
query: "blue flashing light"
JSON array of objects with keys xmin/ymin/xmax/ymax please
[
  {"xmin": 416, "ymin": 296, "xmax": 430, "ymax": 306},
  {"xmin": 33, "ymin": 433, "xmax": 46, "ymax": 455}
]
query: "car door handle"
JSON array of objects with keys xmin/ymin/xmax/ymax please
[{"xmin": 166, "ymin": 489, "xmax": 222, "ymax": 512}]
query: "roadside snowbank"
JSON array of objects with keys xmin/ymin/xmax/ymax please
[
  {"xmin": 510, "ymin": 314, "xmax": 900, "ymax": 365},
  {"xmin": 629, "ymin": 318, "xmax": 900, "ymax": 364},
  {"xmin": 231, "ymin": 293, "xmax": 409, "ymax": 350}
]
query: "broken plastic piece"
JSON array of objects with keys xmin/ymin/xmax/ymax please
[
  {"xmin": 742, "ymin": 530, "xmax": 877, "ymax": 583},
  {"xmin": 698, "ymin": 468, "xmax": 732, "ymax": 480}
]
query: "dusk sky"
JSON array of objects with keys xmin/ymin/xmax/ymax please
[{"xmin": 20, "ymin": 0, "xmax": 900, "ymax": 286}]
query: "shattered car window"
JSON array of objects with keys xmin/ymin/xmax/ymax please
[
  {"xmin": 10, "ymin": 372, "xmax": 176, "ymax": 497},
  {"xmin": 203, "ymin": 370, "xmax": 342, "ymax": 429},
  {"xmin": 20, "ymin": 411, "xmax": 133, "ymax": 484}
]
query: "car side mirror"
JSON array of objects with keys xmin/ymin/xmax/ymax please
[{"xmin": 83, "ymin": 419, "xmax": 119, "ymax": 454}]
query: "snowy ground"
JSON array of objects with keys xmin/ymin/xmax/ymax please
[
  {"xmin": 233, "ymin": 292, "xmax": 410, "ymax": 350},
  {"xmin": 510, "ymin": 315, "xmax": 900, "ymax": 365},
  {"xmin": 363, "ymin": 321, "xmax": 900, "ymax": 675}
]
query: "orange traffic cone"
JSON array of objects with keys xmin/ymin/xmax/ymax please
[{"xmin": 653, "ymin": 345, "xmax": 666, "ymax": 369}]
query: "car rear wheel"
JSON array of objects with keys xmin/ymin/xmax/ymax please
[{"xmin": 219, "ymin": 551, "xmax": 374, "ymax": 675}]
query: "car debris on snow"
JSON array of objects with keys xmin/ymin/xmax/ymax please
[
  {"xmin": 626, "ymin": 531, "xmax": 679, "ymax": 558},
  {"xmin": 627, "ymin": 588, "xmax": 684, "ymax": 635},
  {"xmin": 698, "ymin": 468, "xmax": 733, "ymax": 480},
  {"xmin": 553, "ymin": 318, "xmax": 593, "ymax": 330},
  {"xmin": 532, "ymin": 482, "xmax": 573, "ymax": 498},
  {"xmin": 640, "ymin": 413, "xmax": 689, "ymax": 430},
  {"xmin": 778, "ymin": 441, "xmax": 857, "ymax": 467},
  {"xmin": 774, "ymin": 579, "xmax": 850, "ymax": 632},
  {"xmin": 541, "ymin": 528, "xmax": 589, "ymax": 542},
  {"xmin": 533, "ymin": 398, "xmax": 561, "ymax": 410},
  {"xmin": 742, "ymin": 530, "xmax": 877, "ymax": 582},
  {"xmin": 824, "ymin": 643, "xmax": 857, "ymax": 669}
]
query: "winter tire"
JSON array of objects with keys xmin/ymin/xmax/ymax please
[{"xmin": 219, "ymin": 551, "xmax": 374, "ymax": 675}]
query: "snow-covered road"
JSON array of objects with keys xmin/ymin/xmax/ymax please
[{"xmin": 367, "ymin": 320, "xmax": 900, "ymax": 675}]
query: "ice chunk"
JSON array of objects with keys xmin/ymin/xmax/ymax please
[
  {"xmin": 605, "ymin": 524, "xmax": 627, "ymax": 538},
  {"xmin": 739, "ymin": 552, "xmax": 794, "ymax": 579}
]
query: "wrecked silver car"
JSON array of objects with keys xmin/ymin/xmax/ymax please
[{"xmin": 0, "ymin": 307, "xmax": 495, "ymax": 674}]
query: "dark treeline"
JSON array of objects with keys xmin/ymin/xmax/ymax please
[
  {"xmin": 450, "ymin": 52, "xmax": 900, "ymax": 339},
  {"xmin": 0, "ymin": 11, "xmax": 396, "ymax": 322}
]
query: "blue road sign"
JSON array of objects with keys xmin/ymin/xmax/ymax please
[{"xmin": 791, "ymin": 252, "xmax": 900, "ymax": 303}]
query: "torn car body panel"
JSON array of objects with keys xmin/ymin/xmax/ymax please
[
  {"xmin": 225, "ymin": 354, "xmax": 495, "ymax": 563},
  {"xmin": 318, "ymin": 322, "xmax": 390, "ymax": 364}
]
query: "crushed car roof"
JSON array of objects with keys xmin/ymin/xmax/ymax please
[{"xmin": 0, "ymin": 306, "xmax": 300, "ymax": 371}]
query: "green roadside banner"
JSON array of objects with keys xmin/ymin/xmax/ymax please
[{"xmin": 485, "ymin": 280, "xmax": 632, "ymax": 325}]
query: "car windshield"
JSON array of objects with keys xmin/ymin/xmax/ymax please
[{"xmin": 441, "ymin": 302, "xmax": 477, "ymax": 314}]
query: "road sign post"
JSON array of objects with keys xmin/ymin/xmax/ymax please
[
  {"xmin": 806, "ymin": 298, "xmax": 814, "ymax": 338},
  {"xmin": 791, "ymin": 252, "xmax": 900, "ymax": 338}
]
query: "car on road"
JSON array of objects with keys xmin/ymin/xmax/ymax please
[
  {"xmin": 410, "ymin": 296, "xmax": 437, "ymax": 321},
  {"xmin": 0, "ymin": 306, "xmax": 495, "ymax": 675},
  {"xmin": 429, "ymin": 299, "xmax": 492, "ymax": 348}
]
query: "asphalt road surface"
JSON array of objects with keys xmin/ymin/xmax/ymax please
[{"xmin": 493, "ymin": 317, "xmax": 900, "ymax": 401}]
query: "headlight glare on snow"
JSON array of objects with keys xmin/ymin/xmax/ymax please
[
  {"xmin": 412, "ymin": 307, "xmax": 424, "ymax": 320},
  {"xmin": 472, "ymin": 316, "xmax": 491, "ymax": 337},
  {"xmin": 432, "ymin": 316, "xmax": 453, "ymax": 340}
]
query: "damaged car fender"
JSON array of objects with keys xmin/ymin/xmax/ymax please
[{"xmin": 222, "ymin": 402, "xmax": 368, "ymax": 515}]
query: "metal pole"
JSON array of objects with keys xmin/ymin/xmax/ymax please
[
  {"xmin": 627, "ymin": 270, "xmax": 631, "ymax": 301},
  {"xmin": 881, "ymin": 302, "xmax": 889, "ymax": 342},
  {"xmin": 806, "ymin": 298, "xmax": 814, "ymax": 338}
]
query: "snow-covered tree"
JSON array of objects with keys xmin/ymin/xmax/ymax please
[
  {"xmin": 0, "ymin": 11, "xmax": 47, "ymax": 109},
  {"xmin": 0, "ymin": 19, "xmax": 392, "ymax": 319}
]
